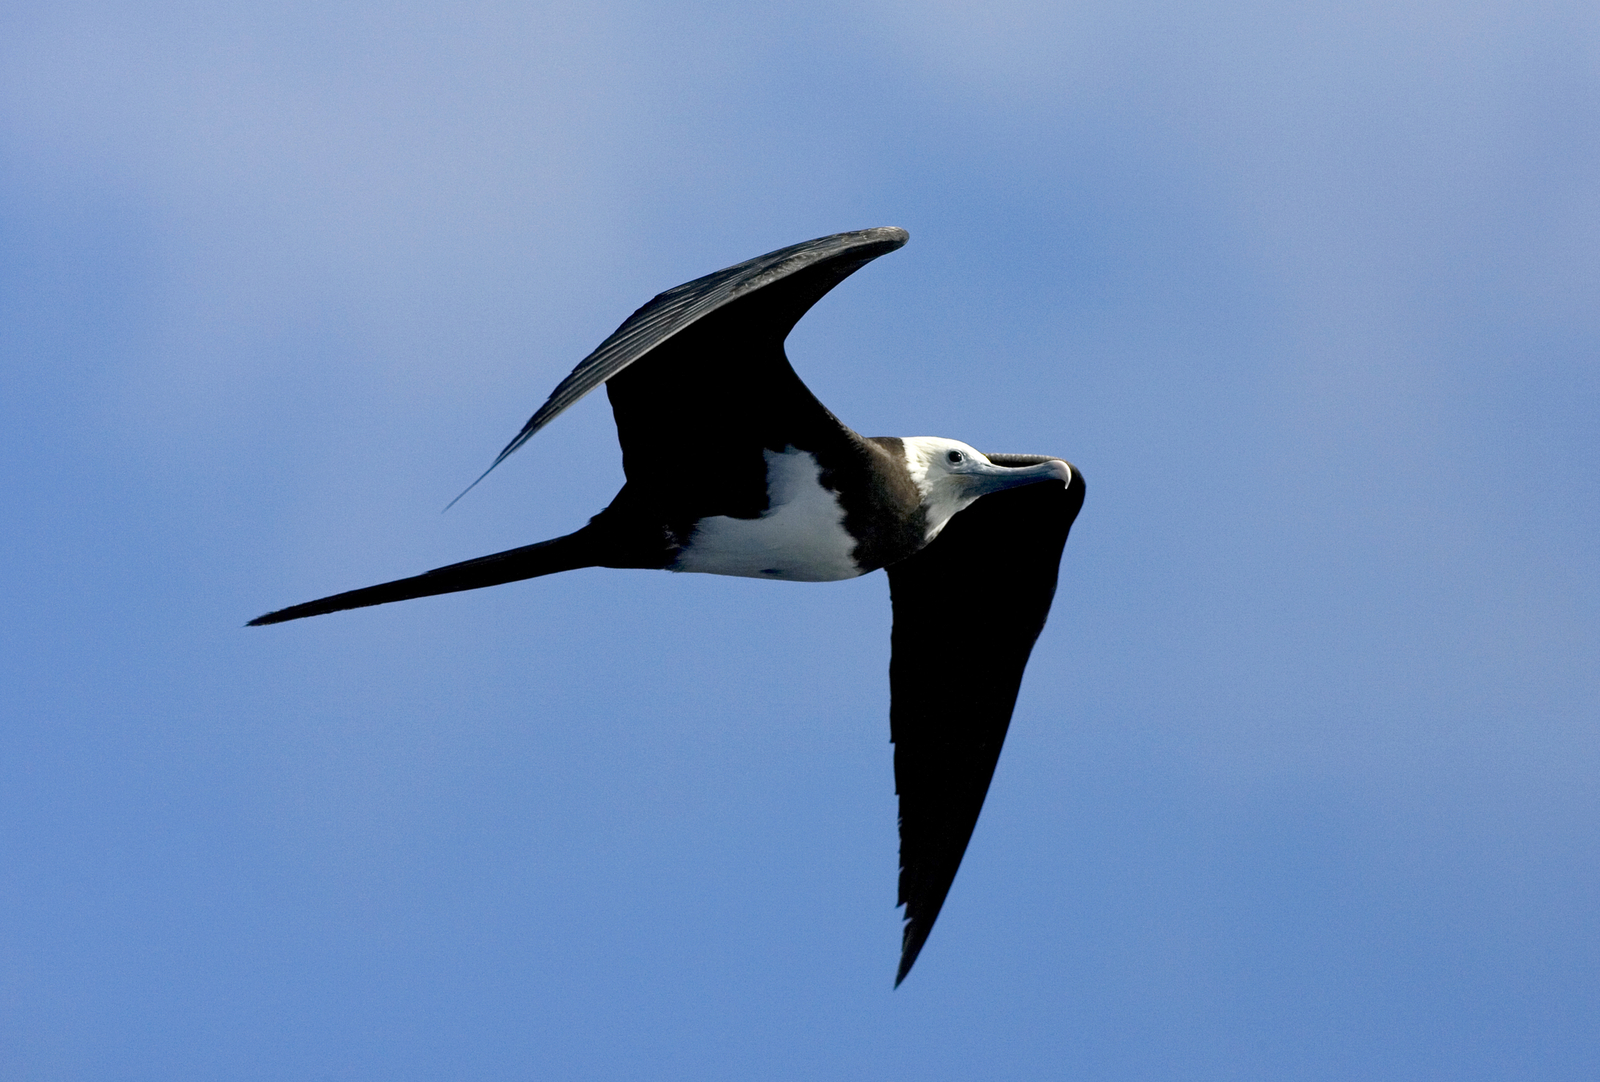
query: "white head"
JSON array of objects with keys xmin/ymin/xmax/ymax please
[{"xmin": 900, "ymin": 437, "xmax": 1072, "ymax": 542}]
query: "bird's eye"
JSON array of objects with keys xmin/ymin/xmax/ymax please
[{"xmin": 946, "ymin": 450, "xmax": 965, "ymax": 464}]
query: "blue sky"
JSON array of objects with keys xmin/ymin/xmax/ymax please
[{"xmin": 3, "ymin": 2, "xmax": 1597, "ymax": 1078}]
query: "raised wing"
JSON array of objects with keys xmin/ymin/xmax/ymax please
[
  {"xmin": 884, "ymin": 457, "xmax": 1086, "ymax": 985},
  {"xmin": 450, "ymin": 227, "xmax": 909, "ymax": 507}
]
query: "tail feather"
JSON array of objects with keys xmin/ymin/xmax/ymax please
[{"xmin": 248, "ymin": 528, "xmax": 601, "ymax": 626}]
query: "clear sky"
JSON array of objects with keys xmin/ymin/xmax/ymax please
[{"xmin": 2, "ymin": 2, "xmax": 1597, "ymax": 1079}]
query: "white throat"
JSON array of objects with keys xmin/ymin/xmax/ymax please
[{"xmin": 900, "ymin": 436, "xmax": 987, "ymax": 542}]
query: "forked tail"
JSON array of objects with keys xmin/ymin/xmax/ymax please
[{"xmin": 248, "ymin": 527, "xmax": 602, "ymax": 626}]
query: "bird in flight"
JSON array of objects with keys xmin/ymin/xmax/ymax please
[{"xmin": 251, "ymin": 227, "xmax": 1086, "ymax": 984}]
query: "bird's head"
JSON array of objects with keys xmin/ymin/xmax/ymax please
[{"xmin": 900, "ymin": 437, "xmax": 1073, "ymax": 543}]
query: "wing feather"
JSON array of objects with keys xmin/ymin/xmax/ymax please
[
  {"xmin": 885, "ymin": 458, "xmax": 1085, "ymax": 984},
  {"xmin": 449, "ymin": 227, "xmax": 908, "ymax": 505}
]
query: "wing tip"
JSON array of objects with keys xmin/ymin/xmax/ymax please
[
  {"xmin": 894, "ymin": 916, "xmax": 932, "ymax": 987},
  {"xmin": 841, "ymin": 226, "xmax": 909, "ymax": 262},
  {"xmin": 864, "ymin": 225, "xmax": 909, "ymax": 248}
]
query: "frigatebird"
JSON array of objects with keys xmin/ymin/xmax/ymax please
[{"xmin": 251, "ymin": 227, "xmax": 1085, "ymax": 984}]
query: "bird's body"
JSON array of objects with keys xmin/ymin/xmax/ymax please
[
  {"xmin": 252, "ymin": 228, "xmax": 1085, "ymax": 984},
  {"xmin": 672, "ymin": 445, "xmax": 863, "ymax": 581}
]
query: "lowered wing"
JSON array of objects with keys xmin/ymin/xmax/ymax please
[{"xmin": 885, "ymin": 456, "xmax": 1086, "ymax": 984}]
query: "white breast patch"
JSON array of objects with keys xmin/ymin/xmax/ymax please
[{"xmin": 672, "ymin": 447, "xmax": 862, "ymax": 582}]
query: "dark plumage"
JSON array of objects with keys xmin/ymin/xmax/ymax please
[{"xmin": 251, "ymin": 227, "xmax": 1085, "ymax": 983}]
